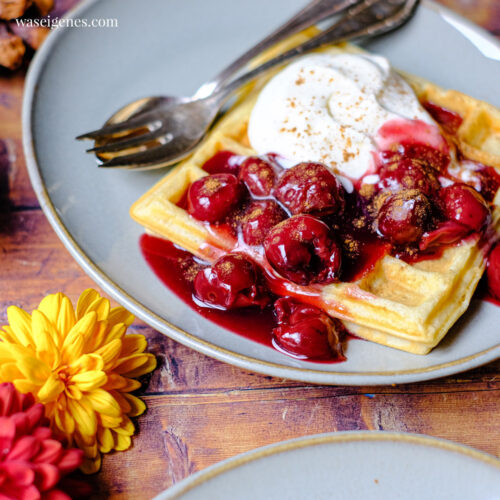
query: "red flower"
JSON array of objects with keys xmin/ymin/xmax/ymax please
[{"xmin": 0, "ymin": 383, "xmax": 87, "ymax": 500}]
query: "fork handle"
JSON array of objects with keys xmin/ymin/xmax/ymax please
[
  {"xmin": 195, "ymin": 0, "xmax": 361, "ymax": 97},
  {"xmin": 210, "ymin": 0, "xmax": 418, "ymax": 105}
]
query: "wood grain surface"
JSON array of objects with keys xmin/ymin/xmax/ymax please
[{"xmin": 1, "ymin": 1, "xmax": 499, "ymax": 498}]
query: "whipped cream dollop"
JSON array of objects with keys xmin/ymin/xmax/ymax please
[{"xmin": 248, "ymin": 52, "xmax": 436, "ymax": 180}]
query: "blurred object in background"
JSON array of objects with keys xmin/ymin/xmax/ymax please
[
  {"xmin": 436, "ymin": 0, "xmax": 500, "ymax": 35},
  {"xmin": 0, "ymin": 0, "xmax": 78, "ymax": 70}
]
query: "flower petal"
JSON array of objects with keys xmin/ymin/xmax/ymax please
[
  {"xmin": 67, "ymin": 399, "xmax": 97, "ymax": 438},
  {"xmin": 33, "ymin": 439, "xmax": 63, "ymax": 465},
  {"xmin": 71, "ymin": 371, "xmax": 107, "ymax": 392},
  {"xmin": 0, "ymin": 325, "xmax": 17, "ymax": 344},
  {"xmin": 75, "ymin": 431, "xmax": 97, "ymax": 450},
  {"xmin": 76, "ymin": 290, "xmax": 109, "ymax": 322},
  {"xmin": 81, "ymin": 321, "xmax": 107, "ymax": 354},
  {"xmin": 6, "ymin": 306, "xmax": 33, "ymax": 347},
  {"xmin": 121, "ymin": 334, "xmax": 147, "ymax": 355},
  {"xmin": 80, "ymin": 455, "xmax": 101, "ymax": 475},
  {"xmin": 31, "ymin": 311, "xmax": 60, "ymax": 369},
  {"xmin": 61, "ymin": 312, "xmax": 97, "ymax": 363},
  {"xmin": 68, "ymin": 354, "xmax": 103, "ymax": 374},
  {"xmin": 16, "ymin": 356, "xmax": 50, "ymax": 383},
  {"xmin": 65, "ymin": 384, "xmax": 83, "ymax": 401},
  {"xmin": 54, "ymin": 405, "xmax": 75, "ymax": 436},
  {"xmin": 107, "ymin": 307, "xmax": 134, "ymax": 328},
  {"xmin": 102, "ymin": 323, "xmax": 126, "ymax": 344},
  {"xmin": 6, "ymin": 436, "xmax": 40, "ymax": 461},
  {"xmin": 37, "ymin": 373, "xmax": 65, "ymax": 404},
  {"xmin": 14, "ymin": 380, "xmax": 42, "ymax": 396},
  {"xmin": 94, "ymin": 339, "xmax": 122, "ymax": 370},
  {"xmin": 115, "ymin": 353, "xmax": 157, "ymax": 378},
  {"xmin": 37, "ymin": 293, "xmax": 72, "ymax": 345},
  {"xmin": 57, "ymin": 448, "xmax": 83, "ymax": 475},
  {"xmin": 0, "ymin": 363, "xmax": 24, "ymax": 383},
  {"xmin": 97, "ymin": 427, "xmax": 114, "ymax": 453},
  {"xmin": 99, "ymin": 414, "xmax": 123, "ymax": 429},
  {"xmin": 113, "ymin": 353, "xmax": 151, "ymax": 374},
  {"xmin": 109, "ymin": 391, "xmax": 131, "ymax": 414},
  {"xmin": 57, "ymin": 296, "xmax": 76, "ymax": 338},
  {"xmin": 113, "ymin": 415, "xmax": 134, "ymax": 436},
  {"xmin": 0, "ymin": 383, "xmax": 16, "ymax": 415},
  {"xmin": 122, "ymin": 393, "xmax": 146, "ymax": 417},
  {"xmin": 0, "ymin": 416, "xmax": 16, "ymax": 455},
  {"xmin": 1, "ymin": 461, "xmax": 35, "ymax": 486},
  {"xmin": 103, "ymin": 374, "xmax": 141, "ymax": 392},
  {"xmin": 33, "ymin": 462, "xmax": 60, "ymax": 491},
  {"xmin": 75, "ymin": 289, "xmax": 100, "ymax": 319},
  {"xmin": 0, "ymin": 342, "xmax": 31, "ymax": 364},
  {"xmin": 85, "ymin": 389, "xmax": 122, "ymax": 418},
  {"xmin": 43, "ymin": 489, "xmax": 72, "ymax": 500},
  {"xmin": 114, "ymin": 433, "xmax": 131, "ymax": 451}
]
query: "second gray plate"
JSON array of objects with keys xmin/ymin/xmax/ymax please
[{"xmin": 154, "ymin": 432, "xmax": 500, "ymax": 500}]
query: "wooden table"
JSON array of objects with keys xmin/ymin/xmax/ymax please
[{"xmin": 1, "ymin": 1, "xmax": 499, "ymax": 498}]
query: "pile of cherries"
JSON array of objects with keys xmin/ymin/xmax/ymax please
[{"xmin": 183, "ymin": 136, "xmax": 500, "ymax": 359}]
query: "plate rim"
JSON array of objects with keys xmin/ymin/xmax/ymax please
[
  {"xmin": 152, "ymin": 430, "xmax": 500, "ymax": 500},
  {"xmin": 22, "ymin": 0, "xmax": 500, "ymax": 385}
]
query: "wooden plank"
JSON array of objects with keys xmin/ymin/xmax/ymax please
[
  {"xmin": 1, "ymin": 2, "xmax": 500, "ymax": 499},
  {"xmin": 92, "ymin": 387, "xmax": 500, "ymax": 499},
  {"xmin": 0, "ymin": 72, "xmax": 39, "ymax": 209}
]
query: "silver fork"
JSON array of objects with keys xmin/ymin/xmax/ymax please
[
  {"xmin": 78, "ymin": 0, "xmax": 419, "ymax": 170},
  {"xmin": 77, "ymin": 0, "xmax": 361, "ymax": 152}
]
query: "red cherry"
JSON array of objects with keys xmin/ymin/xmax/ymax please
[
  {"xmin": 378, "ymin": 158, "xmax": 440, "ymax": 197},
  {"xmin": 440, "ymin": 183, "xmax": 490, "ymax": 231},
  {"xmin": 194, "ymin": 254, "xmax": 269, "ymax": 310},
  {"xmin": 487, "ymin": 243, "xmax": 500, "ymax": 301},
  {"xmin": 272, "ymin": 297, "xmax": 343, "ymax": 360},
  {"xmin": 274, "ymin": 162, "xmax": 345, "ymax": 216},
  {"xmin": 476, "ymin": 166, "xmax": 500, "ymax": 202},
  {"xmin": 188, "ymin": 173, "xmax": 244, "ymax": 222},
  {"xmin": 238, "ymin": 157, "xmax": 277, "ymax": 197},
  {"xmin": 264, "ymin": 215, "xmax": 342, "ymax": 285},
  {"xmin": 381, "ymin": 143, "xmax": 450, "ymax": 172},
  {"xmin": 419, "ymin": 221, "xmax": 471, "ymax": 252},
  {"xmin": 202, "ymin": 150, "xmax": 240, "ymax": 175},
  {"xmin": 423, "ymin": 101, "xmax": 463, "ymax": 135},
  {"xmin": 241, "ymin": 200, "xmax": 287, "ymax": 246},
  {"xmin": 377, "ymin": 189, "xmax": 432, "ymax": 244}
]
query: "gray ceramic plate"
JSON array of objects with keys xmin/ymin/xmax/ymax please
[
  {"xmin": 23, "ymin": 0, "xmax": 500, "ymax": 385},
  {"xmin": 153, "ymin": 432, "xmax": 500, "ymax": 499}
]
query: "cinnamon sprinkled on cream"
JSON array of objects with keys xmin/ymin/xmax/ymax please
[{"xmin": 248, "ymin": 53, "xmax": 436, "ymax": 180}]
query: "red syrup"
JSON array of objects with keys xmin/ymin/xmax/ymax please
[
  {"xmin": 484, "ymin": 294, "xmax": 500, "ymax": 307},
  {"xmin": 140, "ymin": 233, "xmax": 350, "ymax": 363},
  {"xmin": 376, "ymin": 118, "xmax": 449, "ymax": 155},
  {"xmin": 340, "ymin": 233, "xmax": 391, "ymax": 282},
  {"xmin": 473, "ymin": 276, "xmax": 500, "ymax": 308},
  {"xmin": 423, "ymin": 101, "xmax": 463, "ymax": 135},
  {"xmin": 140, "ymin": 233, "xmax": 278, "ymax": 347}
]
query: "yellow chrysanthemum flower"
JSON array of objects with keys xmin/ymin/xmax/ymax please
[{"xmin": 0, "ymin": 289, "xmax": 157, "ymax": 474}]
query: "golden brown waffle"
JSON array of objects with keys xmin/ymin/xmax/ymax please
[
  {"xmin": 404, "ymin": 73, "xmax": 500, "ymax": 169},
  {"xmin": 131, "ymin": 37, "xmax": 500, "ymax": 355}
]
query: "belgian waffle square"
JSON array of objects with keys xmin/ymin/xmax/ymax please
[{"xmin": 131, "ymin": 41, "xmax": 500, "ymax": 355}]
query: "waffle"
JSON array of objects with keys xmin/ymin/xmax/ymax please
[{"xmin": 131, "ymin": 38, "xmax": 500, "ymax": 355}]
